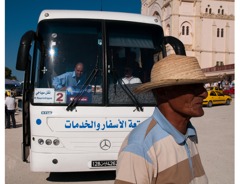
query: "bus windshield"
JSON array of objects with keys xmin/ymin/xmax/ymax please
[{"xmin": 33, "ymin": 19, "xmax": 163, "ymax": 106}]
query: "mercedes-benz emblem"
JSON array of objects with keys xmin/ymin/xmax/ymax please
[{"xmin": 100, "ymin": 139, "xmax": 111, "ymax": 150}]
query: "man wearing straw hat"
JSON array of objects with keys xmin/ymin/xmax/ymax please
[{"xmin": 115, "ymin": 54, "xmax": 220, "ymax": 184}]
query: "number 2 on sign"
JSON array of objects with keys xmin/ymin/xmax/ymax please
[{"xmin": 55, "ymin": 91, "xmax": 66, "ymax": 103}]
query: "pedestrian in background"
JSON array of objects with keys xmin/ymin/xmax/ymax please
[
  {"xmin": 121, "ymin": 67, "xmax": 142, "ymax": 84},
  {"xmin": 5, "ymin": 92, "xmax": 16, "ymax": 128},
  {"xmin": 115, "ymin": 54, "xmax": 220, "ymax": 184}
]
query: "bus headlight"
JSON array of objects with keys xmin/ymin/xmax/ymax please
[
  {"xmin": 38, "ymin": 139, "xmax": 44, "ymax": 145},
  {"xmin": 45, "ymin": 139, "xmax": 52, "ymax": 145},
  {"xmin": 34, "ymin": 137, "xmax": 62, "ymax": 147},
  {"xmin": 53, "ymin": 139, "xmax": 60, "ymax": 146}
]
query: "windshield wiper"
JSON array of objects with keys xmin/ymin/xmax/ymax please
[
  {"xmin": 112, "ymin": 70, "xmax": 143, "ymax": 112},
  {"xmin": 109, "ymin": 49, "xmax": 143, "ymax": 112}
]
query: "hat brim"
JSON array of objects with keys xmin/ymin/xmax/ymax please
[{"xmin": 134, "ymin": 76, "xmax": 221, "ymax": 93}]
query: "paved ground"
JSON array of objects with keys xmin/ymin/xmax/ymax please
[
  {"xmin": 5, "ymin": 100, "xmax": 234, "ymax": 183},
  {"xmin": 191, "ymin": 101, "xmax": 234, "ymax": 184}
]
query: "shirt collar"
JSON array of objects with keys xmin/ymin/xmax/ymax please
[
  {"xmin": 72, "ymin": 71, "xmax": 76, "ymax": 78},
  {"xmin": 152, "ymin": 107, "xmax": 197, "ymax": 145}
]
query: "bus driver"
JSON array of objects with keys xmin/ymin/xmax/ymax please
[{"xmin": 52, "ymin": 62, "xmax": 86, "ymax": 90}]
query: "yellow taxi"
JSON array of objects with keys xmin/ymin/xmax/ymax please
[
  {"xmin": 203, "ymin": 90, "xmax": 232, "ymax": 107},
  {"xmin": 205, "ymin": 86, "xmax": 223, "ymax": 93}
]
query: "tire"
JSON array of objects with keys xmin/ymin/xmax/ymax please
[
  {"xmin": 226, "ymin": 99, "xmax": 231, "ymax": 105},
  {"xmin": 207, "ymin": 101, "xmax": 213, "ymax": 107}
]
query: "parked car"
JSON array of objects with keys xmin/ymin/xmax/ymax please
[
  {"xmin": 205, "ymin": 86, "xmax": 223, "ymax": 93},
  {"xmin": 5, "ymin": 84, "xmax": 22, "ymax": 96},
  {"xmin": 223, "ymin": 87, "xmax": 234, "ymax": 98},
  {"xmin": 5, "ymin": 89, "xmax": 11, "ymax": 96},
  {"xmin": 5, "ymin": 81, "xmax": 23, "ymax": 96},
  {"xmin": 203, "ymin": 90, "xmax": 232, "ymax": 107}
]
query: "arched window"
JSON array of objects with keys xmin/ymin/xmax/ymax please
[
  {"xmin": 218, "ymin": 6, "xmax": 224, "ymax": 15},
  {"xmin": 206, "ymin": 5, "xmax": 212, "ymax": 14},
  {"xmin": 181, "ymin": 22, "xmax": 191, "ymax": 36},
  {"xmin": 217, "ymin": 28, "xmax": 224, "ymax": 38},
  {"xmin": 180, "ymin": 22, "xmax": 192, "ymax": 44}
]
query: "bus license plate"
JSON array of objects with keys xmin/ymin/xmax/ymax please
[{"xmin": 92, "ymin": 160, "xmax": 117, "ymax": 167}]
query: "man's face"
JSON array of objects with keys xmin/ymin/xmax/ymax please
[
  {"xmin": 124, "ymin": 68, "xmax": 132, "ymax": 78},
  {"xmin": 75, "ymin": 64, "xmax": 84, "ymax": 78},
  {"xmin": 165, "ymin": 83, "xmax": 208, "ymax": 118}
]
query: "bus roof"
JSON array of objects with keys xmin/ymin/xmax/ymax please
[{"xmin": 39, "ymin": 10, "xmax": 161, "ymax": 26}]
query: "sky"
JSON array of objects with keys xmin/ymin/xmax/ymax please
[{"xmin": 5, "ymin": 0, "xmax": 141, "ymax": 82}]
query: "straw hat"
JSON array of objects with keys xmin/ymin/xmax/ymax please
[{"xmin": 134, "ymin": 54, "xmax": 221, "ymax": 93}]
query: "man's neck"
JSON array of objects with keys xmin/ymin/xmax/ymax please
[
  {"xmin": 158, "ymin": 104, "xmax": 190, "ymax": 134},
  {"xmin": 125, "ymin": 76, "xmax": 133, "ymax": 80},
  {"xmin": 76, "ymin": 77, "xmax": 80, "ymax": 82}
]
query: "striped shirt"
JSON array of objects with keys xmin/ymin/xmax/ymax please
[{"xmin": 115, "ymin": 107, "xmax": 208, "ymax": 184}]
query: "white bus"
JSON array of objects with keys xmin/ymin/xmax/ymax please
[{"xmin": 16, "ymin": 10, "xmax": 186, "ymax": 172}]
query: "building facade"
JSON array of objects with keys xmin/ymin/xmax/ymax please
[{"xmin": 141, "ymin": 0, "xmax": 234, "ymax": 79}]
